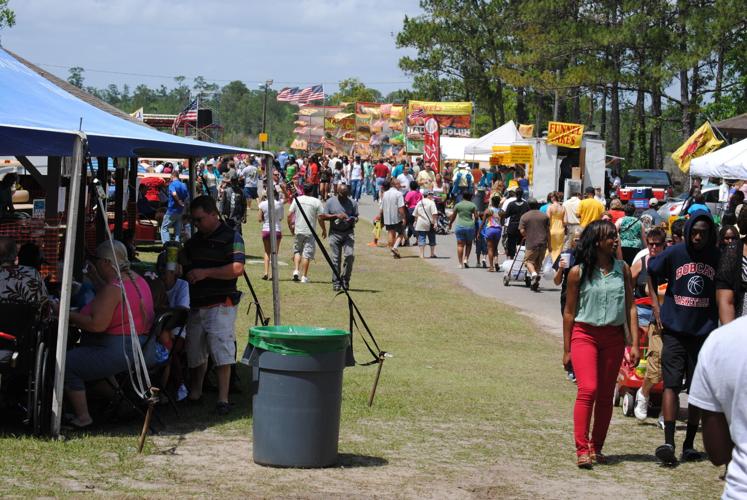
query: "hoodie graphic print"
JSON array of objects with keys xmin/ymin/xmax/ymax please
[{"xmin": 647, "ymin": 213, "xmax": 720, "ymax": 337}]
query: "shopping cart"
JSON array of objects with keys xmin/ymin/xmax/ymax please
[{"xmin": 501, "ymin": 242, "xmax": 531, "ymax": 287}]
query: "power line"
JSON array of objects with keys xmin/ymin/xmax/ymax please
[{"xmin": 35, "ymin": 62, "xmax": 413, "ymax": 88}]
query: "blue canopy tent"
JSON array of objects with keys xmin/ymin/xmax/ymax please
[{"xmin": 0, "ymin": 47, "xmax": 273, "ymax": 437}]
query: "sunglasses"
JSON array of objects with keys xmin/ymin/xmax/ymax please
[{"xmin": 647, "ymin": 241, "xmax": 665, "ymax": 248}]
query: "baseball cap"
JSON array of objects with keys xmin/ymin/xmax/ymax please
[
  {"xmin": 649, "ymin": 197, "xmax": 659, "ymax": 206},
  {"xmin": 207, "ymin": 158, "xmax": 215, "ymax": 166},
  {"xmin": 423, "ymin": 190, "xmax": 434, "ymax": 196}
]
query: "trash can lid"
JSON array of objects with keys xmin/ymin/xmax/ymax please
[{"xmin": 249, "ymin": 325, "xmax": 350, "ymax": 356}]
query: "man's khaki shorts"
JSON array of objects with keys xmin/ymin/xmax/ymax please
[
  {"xmin": 186, "ymin": 304, "xmax": 238, "ymax": 368},
  {"xmin": 524, "ymin": 245, "xmax": 547, "ymax": 271},
  {"xmin": 644, "ymin": 323, "xmax": 662, "ymax": 385},
  {"xmin": 293, "ymin": 233, "xmax": 316, "ymax": 260}
]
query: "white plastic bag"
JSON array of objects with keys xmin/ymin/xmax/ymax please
[{"xmin": 542, "ymin": 255, "xmax": 555, "ymax": 280}]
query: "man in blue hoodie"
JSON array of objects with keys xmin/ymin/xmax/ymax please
[{"xmin": 647, "ymin": 212, "xmax": 720, "ymax": 465}]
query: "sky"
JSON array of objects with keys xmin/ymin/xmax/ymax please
[{"xmin": 0, "ymin": 0, "xmax": 422, "ymax": 96}]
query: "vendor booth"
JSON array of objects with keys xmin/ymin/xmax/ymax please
[
  {"xmin": 690, "ymin": 137, "xmax": 747, "ymax": 180},
  {"xmin": 0, "ymin": 47, "xmax": 271, "ymax": 437},
  {"xmin": 462, "ymin": 121, "xmax": 606, "ymax": 200}
]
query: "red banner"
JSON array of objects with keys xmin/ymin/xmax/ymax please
[{"xmin": 423, "ymin": 117, "xmax": 441, "ymax": 170}]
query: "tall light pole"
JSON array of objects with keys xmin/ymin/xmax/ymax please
[
  {"xmin": 260, "ymin": 79, "xmax": 273, "ymax": 150},
  {"xmin": 260, "ymin": 79, "xmax": 280, "ymax": 324}
]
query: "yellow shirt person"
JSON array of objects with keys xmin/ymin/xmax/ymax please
[{"xmin": 576, "ymin": 188, "xmax": 605, "ymax": 228}]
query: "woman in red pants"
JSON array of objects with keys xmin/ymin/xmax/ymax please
[{"xmin": 563, "ymin": 220, "xmax": 639, "ymax": 468}]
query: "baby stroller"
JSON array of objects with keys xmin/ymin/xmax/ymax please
[
  {"xmin": 434, "ymin": 194, "xmax": 450, "ymax": 235},
  {"xmin": 613, "ymin": 297, "xmax": 664, "ymax": 417}
]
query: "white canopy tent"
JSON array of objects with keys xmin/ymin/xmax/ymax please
[
  {"xmin": 440, "ymin": 137, "xmax": 490, "ymax": 163},
  {"xmin": 690, "ymin": 137, "xmax": 747, "ymax": 180},
  {"xmin": 463, "ymin": 120, "xmax": 523, "ymax": 155}
]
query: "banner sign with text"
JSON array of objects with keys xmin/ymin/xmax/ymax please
[
  {"xmin": 423, "ymin": 118, "xmax": 441, "ymax": 168},
  {"xmin": 547, "ymin": 121, "xmax": 584, "ymax": 148},
  {"xmin": 406, "ymin": 101, "xmax": 472, "ymax": 154}
]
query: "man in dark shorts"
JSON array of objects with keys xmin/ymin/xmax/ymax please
[
  {"xmin": 647, "ymin": 212, "xmax": 720, "ymax": 465},
  {"xmin": 380, "ymin": 179, "xmax": 406, "ymax": 259},
  {"xmin": 180, "ymin": 195, "xmax": 246, "ymax": 415}
]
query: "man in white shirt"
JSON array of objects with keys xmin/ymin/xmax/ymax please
[
  {"xmin": 240, "ymin": 162, "xmax": 259, "ymax": 210},
  {"xmin": 563, "ymin": 192, "xmax": 582, "ymax": 249},
  {"xmin": 413, "ymin": 190, "xmax": 439, "ymax": 258},
  {"xmin": 396, "ymin": 171, "xmax": 413, "ymax": 195},
  {"xmin": 349, "ymin": 158, "xmax": 364, "ymax": 201},
  {"xmin": 287, "ymin": 184, "xmax": 326, "ymax": 283},
  {"xmin": 417, "ymin": 163, "xmax": 436, "ymax": 191},
  {"xmin": 689, "ymin": 316, "xmax": 747, "ymax": 499},
  {"xmin": 379, "ymin": 179, "xmax": 405, "ymax": 259}
]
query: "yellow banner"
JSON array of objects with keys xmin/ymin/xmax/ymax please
[
  {"xmin": 671, "ymin": 122, "xmax": 724, "ymax": 173},
  {"xmin": 518, "ymin": 124, "xmax": 534, "ymax": 138},
  {"xmin": 510, "ymin": 145, "xmax": 533, "ymax": 165},
  {"xmin": 408, "ymin": 100, "xmax": 472, "ymax": 116},
  {"xmin": 547, "ymin": 121, "xmax": 584, "ymax": 148}
]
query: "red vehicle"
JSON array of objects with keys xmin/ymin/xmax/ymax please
[
  {"xmin": 617, "ymin": 169, "xmax": 674, "ymax": 210},
  {"xmin": 613, "ymin": 297, "xmax": 664, "ymax": 417}
]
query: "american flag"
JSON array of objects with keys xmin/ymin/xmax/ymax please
[
  {"xmin": 172, "ymin": 99, "xmax": 198, "ymax": 133},
  {"xmin": 297, "ymin": 84, "xmax": 324, "ymax": 104},
  {"xmin": 410, "ymin": 107, "xmax": 426, "ymax": 120},
  {"xmin": 277, "ymin": 87, "xmax": 299, "ymax": 102}
]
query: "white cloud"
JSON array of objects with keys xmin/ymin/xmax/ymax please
[{"xmin": 1, "ymin": 0, "xmax": 421, "ymax": 94}]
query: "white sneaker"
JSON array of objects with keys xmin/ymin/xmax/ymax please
[
  {"xmin": 300, "ymin": 276, "xmax": 310, "ymax": 283},
  {"xmin": 292, "ymin": 270, "xmax": 300, "ymax": 282},
  {"xmin": 634, "ymin": 388, "xmax": 649, "ymax": 421}
]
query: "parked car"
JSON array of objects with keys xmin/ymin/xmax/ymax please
[
  {"xmin": 621, "ymin": 169, "xmax": 675, "ymax": 195},
  {"xmin": 657, "ymin": 186, "xmax": 720, "ymax": 221}
]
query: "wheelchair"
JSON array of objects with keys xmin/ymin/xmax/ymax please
[{"xmin": 0, "ymin": 301, "xmax": 55, "ymax": 436}]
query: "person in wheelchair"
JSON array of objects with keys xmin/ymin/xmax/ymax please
[
  {"xmin": 0, "ymin": 237, "xmax": 48, "ymax": 304},
  {"xmin": 61, "ymin": 240, "xmax": 156, "ymax": 429}
]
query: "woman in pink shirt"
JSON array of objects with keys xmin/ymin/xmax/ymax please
[
  {"xmin": 62, "ymin": 240, "xmax": 155, "ymax": 428},
  {"xmin": 404, "ymin": 181, "xmax": 423, "ymax": 245}
]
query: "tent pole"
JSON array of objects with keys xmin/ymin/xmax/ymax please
[
  {"xmin": 114, "ymin": 159, "xmax": 125, "ymax": 241},
  {"xmin": 265, "ymin": 154, "xmax": 280, "ymax": 325},
  {"xmin": 51, "ymin": 133, "xmax": 86, "ymax": 438}
]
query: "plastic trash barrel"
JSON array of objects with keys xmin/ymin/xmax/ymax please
[{"xmin": 248, "ymin": 325, "xmax": 350, "ymax": 468}]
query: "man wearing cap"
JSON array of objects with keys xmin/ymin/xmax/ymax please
[
  {"xmin": 180, "ymin": 195, "xmax": 245, "ymax": 415},
  {"xmin": 641, "ymin": 197, "xmax": 663, "ymax": 228},
  {"xmin": 161, "ymin": 170, "xmax": 189, "ymax": 243},
  {"xmin": 518, "ymin": 198, "xmax": 550, "ymax": 291},
  {"xmin": 576, "ymin": 186, "xmax": 605, "ymax": 228}
]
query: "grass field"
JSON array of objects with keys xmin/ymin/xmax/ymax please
[{"xmin": 0, "ymin": 216, "xmax": 726, "ymax": 497}]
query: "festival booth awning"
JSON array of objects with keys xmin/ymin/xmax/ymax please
[
  {"xmin": 440, "ymin": 137, "xmax": 489, "ymax": 162},
  {"xmin": 0, "ymin": 46, "xmax": 272, "ymax": 438},
  {"xmin": 463, "ymin": 120, "xmax": 523, "ymax": 155},
  {"xmin": 714, "ymin": 113, "xmax": 747, "ymax": 141},
  {"xmin": 0, "ymin": 48, "xmax": 262, "ymax": 158},
  {"xmin": 690, "ymin": 137, "xmax": 747, "ymax": 180}
]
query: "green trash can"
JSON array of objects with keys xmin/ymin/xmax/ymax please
[{"xmin": 247, "ymin": 325, "xmax": 350, "ymax": 468}]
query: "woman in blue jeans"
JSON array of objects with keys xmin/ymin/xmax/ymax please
[{"xmin": 448, "ymin": 191, "xmax": 478, "ymax": 268}]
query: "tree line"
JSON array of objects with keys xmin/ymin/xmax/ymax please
[{"xmin": 396, "ymin": 0, "xmax": 747, "ymax": 170}]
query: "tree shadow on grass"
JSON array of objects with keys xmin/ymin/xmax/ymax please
[{"xmin": 336, "ymin": 453, "xmax": 388, "ymax": 468}]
